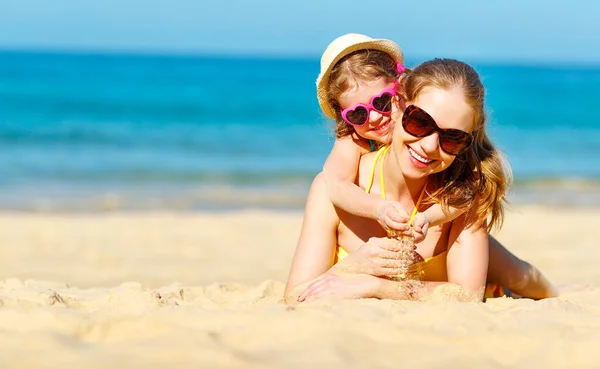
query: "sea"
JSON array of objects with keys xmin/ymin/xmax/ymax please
[{"xmin": 1, "ymin": 50, "xmax": 599, "ymax": 211}]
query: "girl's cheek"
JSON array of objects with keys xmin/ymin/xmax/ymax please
[{"xmin": 354, "ymin": 126, "xmax": 370, "ymax": 138}]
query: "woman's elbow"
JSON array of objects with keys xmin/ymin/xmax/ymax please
[
  {"xmin": 460, "ymin": 284, "xmax": 485, "ymax": 302},
  {"xmin": 283, "ymin": 290, "xmax": 297, "ymax": 305},
  {"xmin": 283, "ymin": 283, "xmax": 303, "ymax": 305}
]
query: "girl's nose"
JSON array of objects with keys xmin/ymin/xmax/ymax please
[{"xmin": 368, "ymin": 108, "xmax": 383, "ymax": 123}]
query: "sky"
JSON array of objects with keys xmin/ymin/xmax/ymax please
[{"xmin": 1, "ymin": 0, "xmax": 599, "ymax": 63}]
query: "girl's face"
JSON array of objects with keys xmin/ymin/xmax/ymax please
[
  {"xmin": 392, "ymin": 86, "xmax": 476, "ymax": 179},
  {"xmin": 337, "ymin": 78, "xmax": 401, "ymax": 144}
]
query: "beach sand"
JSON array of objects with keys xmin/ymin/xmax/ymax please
[{"xmin": 1, "ymin": 206, "xmax": 599, "ymax": 368}]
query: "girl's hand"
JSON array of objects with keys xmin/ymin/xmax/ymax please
[
  {"xmin": 410, "ymin": 212, "xmax": 430, "ymax": 243},
  {"xmin": 333, "ymin": 237, "xmax": 414, "ymax": 277},
  {"xmin": 377, "ymin": 200, "xmax": 411, "ymax": 233},
  {"xmin": 297, "ymin": 273, "xmax": 380, "ymax": 303}
]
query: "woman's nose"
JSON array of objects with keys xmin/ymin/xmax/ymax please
[{"xmin": 419, "ymin": 132, "xmax": 440, "ymax": 154}]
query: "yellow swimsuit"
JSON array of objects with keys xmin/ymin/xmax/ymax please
[
  {"xmin": 334, "ymin": 146, "xmax": 448, "ymax": 281},
  {"xmin": 334, "ymin": 146, "xmax": 506, "ymax": 297}
]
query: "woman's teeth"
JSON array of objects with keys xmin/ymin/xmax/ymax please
[{"xmin": 408, "ymin": 147, "xmax": 432, "ymax": 164}]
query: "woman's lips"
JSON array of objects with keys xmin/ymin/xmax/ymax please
[{"xmin": 408, "ymin": 146, "xmax": 433, "ymax": 168}]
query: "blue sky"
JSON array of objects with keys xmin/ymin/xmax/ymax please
[{"xmin": 1, "ymin": 0, "xmax": 599, "ymax": 63}]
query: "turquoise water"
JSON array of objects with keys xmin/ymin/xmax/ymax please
[{"xmin": 1, "ymin": 51, "xmax": 599, "ymax": 210}]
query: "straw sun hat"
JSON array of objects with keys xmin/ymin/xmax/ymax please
[{"xmin": 316, "ymin": 33, "xmax": 404, "ymax": 120}]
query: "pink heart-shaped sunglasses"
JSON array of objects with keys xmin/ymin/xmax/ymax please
[{"xmin": 340, "ymin": 63, "xmax": 406, "ymax": 127}]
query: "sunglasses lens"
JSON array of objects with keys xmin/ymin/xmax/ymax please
[
  {"xmin": 403, "ymin": 105, "xmax": 472, "ymax": 156},
  {"xmin": 372, "ymin": 93, "xmax": 393, "ymax": 113},
  {"xmin": 402, "ymin": 107, "xmax": 436, "ymax": 137},
  {"xmin": 440, "ymin": 130, "xmax": 472, "ymax": 155},
  {"xmin": 345, "ymin": 106, "xmax": 369, "ymax": 126}
]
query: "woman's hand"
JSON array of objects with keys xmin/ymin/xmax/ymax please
[
  {"xmin": 297, "ymin": 272, "xmax": 380, "ymax": 303},
  {"xmin": 333, "ymin": 237, "xmax": 414, "ymax": 277}
]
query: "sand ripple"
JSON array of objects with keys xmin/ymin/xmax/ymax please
[{"xmin": 1, "ymin": 279, "xmax": 599, "ymax": 368}]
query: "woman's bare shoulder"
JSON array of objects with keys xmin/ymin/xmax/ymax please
[{"xmin": 356, "ymin": 150, "xmax": 378, "ymax": 189}]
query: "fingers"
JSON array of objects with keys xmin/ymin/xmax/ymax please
[
  {"xmin": 297, "ymin": 280, "xmax": 319, "ymax": 302},
  {"xmin": 421, "ymin": 223, "xmax": 429, "ymax": 237},
  {"xmin": 377, "ymin": 248, "xmax": 404, "ymax": 259},
  {"xmin": 298, "ymin": 277, "xmax": 335, "ymax": 303},
  {"xmin": 412, "ymin": 231, "xmax": 426, "ymax": 243},
  {"xmin": 411, "ymin": 221, "xmax": 429, "ymax": 244},
  {"xmin": 378, "ymin": 200, "xmax": 409, "ymax": 218},
  {"xmin": 386, "ymin": 210, "xmax": 409, "ymax": 223},
  {"xmin": 366, "ymin": 236, "xmax": 395, "ymax": 245},
  {"xmin": 303, "ymin": 288, "xmax": 334, "ymax": 303},
  {"xmin": 376, "ymin": 238, "xmax": 416, "ymax": 252},
  {"xmin": 411, "ymin": 215, "xmax": 425, "ymax": 228},
  {"xmin": 378, "ymin": 266, "xmax": 410, "ymax": 277},
  {"xmin": 382, "ymin": 218, "xmax": 410, "ymax": 232},
  {"xmin": 367, "ymin": 256, "xmax": 413, "ymax": 277},
  {"xmin": 378, "ymin": 201, "xmax": 410, "ymax": 232},
  {"xmin": 379, "ymin": 257, "xmax": 412, "ymax": 269},
  {"xmin": 412, "ymin": 212, "xmax": 429, "ymax": 226},
  {"xmin": 298, "ymin": 277, "xmax": 329, "ymax": 302},
  {"xmin": 391, "ymin": 203, "xmax": 410, "ymax": 219}
]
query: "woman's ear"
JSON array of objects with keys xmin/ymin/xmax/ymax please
[
  {"xmin": 394, "ymin": 95, "xmax": 407, "ymax": 112},
  {"xmin": 391, "ymin": 96, "xmax": 405, "ymax": 123}
]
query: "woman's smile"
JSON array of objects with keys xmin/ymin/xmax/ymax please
[{"xmin": 407, "ymin": 145, "xmax": 434, "ymax": 168}]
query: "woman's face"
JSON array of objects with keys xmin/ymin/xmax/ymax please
[
  {"xmin": 337, "ymin": 78, "xmax": 401, "ymax": 144},
  {"xmin": 391, "ymin": 86, "xmax": 476, "ymax": 179}
]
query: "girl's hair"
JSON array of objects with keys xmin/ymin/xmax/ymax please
[
  {"xmin": 325, "ymin": 50, "xmax": 403, "ymax": 138},
  {"xmin": 403, "ymin": 58, "xmax": 512, "ymax": 233}
]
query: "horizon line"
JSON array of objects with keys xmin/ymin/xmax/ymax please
[{"xmin": 1, "ymin": 45, "xmax": 600, "ymax": 68}]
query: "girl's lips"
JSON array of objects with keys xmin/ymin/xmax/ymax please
[{"xmin": 372, "ymin": 119, "xmax": 391, "ymax": 135}]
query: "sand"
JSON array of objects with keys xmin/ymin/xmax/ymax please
[{"xmin": 1, "ymin": 206, "xmax": 599, "ymax": 368}]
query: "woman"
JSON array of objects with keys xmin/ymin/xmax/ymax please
[{"xmin": 285, "ymin": 58, "xmax": 557, "ymax": 303}]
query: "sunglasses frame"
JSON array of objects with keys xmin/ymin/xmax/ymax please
[
  {"xmin": 340, "ymin": 81, "xmax": 398, "ymax": 127},
  {"xmin": 402, "ymin": 105, "xmax": 473, "ymax": 156}
]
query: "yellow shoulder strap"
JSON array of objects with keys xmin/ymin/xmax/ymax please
[
  {"xmin": 377, "ymin": 146, "xmax": 426, "ymax": 227},
  {"xmin": 379, "ymin": 146, "xmax": 389, "ymax": 200},
  {"xmin": 365, "ymin": 146, "xmax": 389, "ymax": 193},
  {"xmin": 408, "ymin": 185, "xmax": 427, "ymax": 226}
]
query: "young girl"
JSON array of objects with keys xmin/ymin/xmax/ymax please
[
  {"xmin": 316, "ymin": 34, "xmax": 468, "ymax": 241},
  {"xmin": 286, "ymin": 57, "xmax": 556, "ymax": 303}
]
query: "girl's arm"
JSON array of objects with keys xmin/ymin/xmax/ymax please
[
  {"xmin": 323, "ymin": 136, "xmax": 409, "ymax": 231},
  {"xmin": 284, "ymin": 172, "xmax": 340, "ymax": 304},
  {"xmin": 411, "ymin": 205, "xmax": 467, "ymax": 243},
  {"xmin": 423, "ymin": 205, "xmax": 466, "ymax": 227}
]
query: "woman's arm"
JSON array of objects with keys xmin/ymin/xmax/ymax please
[
  {"xmin": 284, "ymin": 172, "xmax": 340, "ymax": 304},
  {"xmin": 444, "ymin": 214, "xmax": 489, "ymax": 299},
  {"xmin": 298, "ymin": 222, "xmax": 490, "ymax": 303},
  {"xmin": 374, "ymin": 216, "xmax": 489, "ymax": 302}
]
